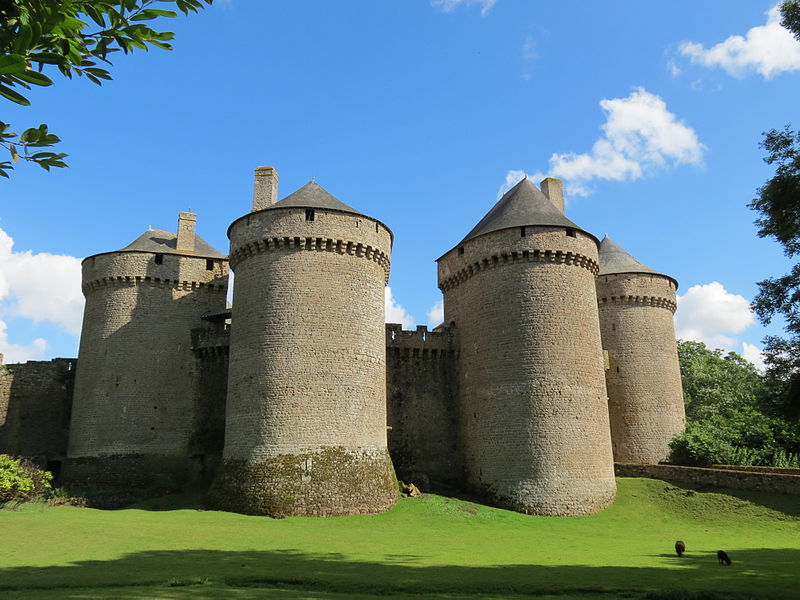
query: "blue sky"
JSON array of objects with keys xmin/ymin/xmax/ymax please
[{"xmin": 1, "ymin": 0, "xmax": 799, "ymax": 367}]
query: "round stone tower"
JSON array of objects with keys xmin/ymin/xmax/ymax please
[
  {"xmin": 64, "ymin": 212, "xmax": 228, "ymax": 490},
  {"xmin": 596, "ymin": 235, "xmax": 685, "ymax": 464},
  {"xmin": 210, "ymin": 167, "xmax": 397, "ymax": 517},
  {"xmin": 437, "ymin": 177, "xmax": 616, "ymax": 516}
]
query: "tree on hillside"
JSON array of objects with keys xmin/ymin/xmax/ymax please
[
  {"xmin": 0, "ymin": 0, "xmax": 211, "ymax": 178},
  {"xmin": 749, "ymin": 127, "xmax": 800, "ymax": 421},
  {"xmin": 669, "ymin": 341, "xmax": 800, "ymax": 467},
  {"xmin": 677, "ymin": 340, "xmax": 764, "ymax": 420}
]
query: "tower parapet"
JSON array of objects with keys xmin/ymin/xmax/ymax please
[
  {"xmin": 596, "ymin": 236, "xmax": 685, "ymax": 464},
  {"xmin": 210, "ymin": 169, "xmax": 397, "ymax": 517},
  {"xmin": 63, "ymin": 212, "xmax": 228, "ymax": 494},
  {"xmin": 437, "ymin": 177, "xmax": 616, "ymax": 516}
]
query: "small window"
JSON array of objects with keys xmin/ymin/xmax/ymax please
[
  {"xmin": 206, "ymin": 259, "xmax": 214, "ymax": 271},
  {"xmin": 155, "ymin": 254, "xmax": 163, "ymax": 265},
  {"xmin": 305, "ymin": 209, "xmax": 315, "ymax": 221},
  {"xmin": 566, "ymin": 228, "xmax": 576, "ymax": 238},
  {"xmin": 458, "ymin": 246, "xmax": 464, "ymax": 255},
  {"xmin": 520, "ymin": 227, "xmax": 526, "ymax": 237}
]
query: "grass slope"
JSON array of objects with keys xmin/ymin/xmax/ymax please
[{"xmin": 1, "ymin": 478, "xmax": 799, "ymax": 599}]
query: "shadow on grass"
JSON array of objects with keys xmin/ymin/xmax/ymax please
[{"xmin": 1, "ymin": 547, "xmax": 798, "ymax": 599}]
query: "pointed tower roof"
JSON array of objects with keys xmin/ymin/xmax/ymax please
[
  {"xmin": 119, "ymin": 229, "xmax": 226, "ymax": 259},
  {"xmin": 598, "ymin": 235, "xmax": 677, "ymax": 288},
  {"xmin": 457, "ymin": 177, "xmax": 596, "ymax": 245},
  {"xmin": 271, "ymin": 180, "xmax": 364, "ymax": 216}
]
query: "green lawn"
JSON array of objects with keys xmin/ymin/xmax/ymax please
[{"xmin": 1, "ymin": 478, "xmax": 798, "ymax": 599}]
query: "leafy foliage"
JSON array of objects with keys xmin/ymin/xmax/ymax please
[
  {"xmin": 0, "ymin": 453, "xmax": 52, "ymax": 504},
  {"xmin": 748, "ymin": 126, "xmax": 800, "ymax": 421},
  {"xmin": 781, "ymin": 0, "xmax": 800, "ymax": 42},
  {"xmin": 0, "ymin": 0, "xmax": 211, "ymax": 177},
  {"xmin": 669, "ymin": 341, "xmax": 800, "ymax": 467}
]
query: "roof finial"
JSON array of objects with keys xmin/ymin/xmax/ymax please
[{"xmin": 311, "ymin": 175, "xmax": 315, "ymax": 183}]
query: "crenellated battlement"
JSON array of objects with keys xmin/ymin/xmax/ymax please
[
  {"xmin": 597, "ymin": 294, "xmax": 677, "ymax": 314},
  {"xmin": 439, "ymin": 248, "xmax": 598, "ymax": 291},
  {"xmin": 82, "ymin": 276, "xmax": 227, "ymax": 294},
  {"xmin": 229, "ymin": 236, "xmax": 391, "ymax": 282},
  {"xmin": 385, "ymin": 324, "xmax": 457, "ymax": 358}
]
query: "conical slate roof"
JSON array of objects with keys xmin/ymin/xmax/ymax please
[
  {"xmin": 458, "ymin": 177, "xmax": 595, "ymax": 245},
  {"xmin": 119, "ymin": 229, "xmax": 226, "ymax": 259},
  {"xmin": 271, "ymin": 181, "xmax": 364, "ymax": 216},
  {"xmin": 598, "ymin": 235, "xmax": 677, "ymax": 287}
]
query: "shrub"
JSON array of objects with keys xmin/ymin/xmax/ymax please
[{"xmin": 0, "ymin": 454, "xmax": 52, "ymax": 504}]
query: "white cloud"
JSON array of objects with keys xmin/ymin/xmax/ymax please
[
  {"xmin": 0, "ymin": 319, "xmax": 47, "ymax": 364},
  {"xmin": 427, "ymin": 299, "xmax": 444, "ymax": 329},
  {"xmin": 522, "ymin": 35, "xmax": 537, "ymax": 60},
  {"xmin": 679, "ymin": 4, "xmax": 800, "ymax": 79},
  {"xmin": 667, "ymin": 59, "xmax": 682, "ymax": 77},
  {"xmin": 432, "ymin": 0, "xmax": 496, "ymax": 17},
  {"xmin": 0, "ymin": 228, "xmax": 83, "ymax": 336},
  {"xmin": 742, "ymin": 342, "xmax": 767, "ymax": 372},
  {"xmin": 674, "ymin": 282, "xmax": 755, "ymax": 352},
  {"xmin": 385, "ymin": 286, "xmax": 416, "ymax": 329},
  {"xmin": 503, "ymin": 88, "xmax": 705, "ymax": 198}
]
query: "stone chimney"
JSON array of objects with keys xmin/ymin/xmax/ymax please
[
  {"xmin": 176, "ymin": 211, "xmax": 196, "ymax": 252},
  {"xmin": 252, "ymin": 166, "xmax": 279, "ymax": 212},
  {"xmin": 540, "ymin": 177, "xmax": 564, "ymax": 214}
]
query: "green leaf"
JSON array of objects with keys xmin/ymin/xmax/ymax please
[
  {"xmin": 13, "ymin": 25, "xmax": 33, "ymax": 55},
  {"xmin": 29, "ymin": 52, "xmax": 65, "ymax": 65},
  {"xmin": 0, "ymin": 84, "xmax": 31, "ymax": 106},
  {"xmin": 130, "ymin": 9, "xmax": 178, "ymax": 21},
  {"xmin": 0, "ymin": 55, "xmax": 26, "ymax": 75},
  {"xmin": 14, "ymin": 70, "xmax": 53, "ymax": 87}
]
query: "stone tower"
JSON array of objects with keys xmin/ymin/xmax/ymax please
[
  {"xmin": 64, "ymin": 213, "xmax": 228, "ymax": 488},
  {"xmin": 437, "ymin": 177, "xmax": 616, "ymax": 516},
  {"xmin": 210, "ymin": 167, "xmax": 397, "ymax": 517},
  {"xmin": 596, "ymin": 235, "xmax": 685, "ymax": 464}
]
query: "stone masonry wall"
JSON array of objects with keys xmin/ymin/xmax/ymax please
[
  {"xmin": 0, "ymin": 358, "xmax": 75, "ymax": 469},
  {"xmin": 438, "ymin": 226, "xmax": 616, "ymax": 516},
  {"xmin": 212, "ymin": 207, "xmax": 397, "ymax": 517},
  {"xmin": 64, "ymin": 250, "xmax": 228, "ymax": 488},
  {"xmin": 616, "ymin": 463, "xmax": 800, "ymax": 496},
  {"xmin": 386, "ymin": 323, "xmax": 460, "ymax": 489},
  {"xmin": 190, "ymin": 324, "xmax": 230, "ymax": 482},
  {"xmin": 597, "ymin": 273, "xmax": 685, "ymax": 464}
]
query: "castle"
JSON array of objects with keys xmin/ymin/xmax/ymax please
[{"xmin": 0, "ymin": 167, "xmax": 686, "ymax": 517}]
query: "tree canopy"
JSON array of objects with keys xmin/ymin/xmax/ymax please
[
  {"xmin": 669, "ymin": 341, "xmax": 799, "ymax": 468},
  {"xmin": 0, "ymin": 0, "xmax": 211, "ymax": 178}
]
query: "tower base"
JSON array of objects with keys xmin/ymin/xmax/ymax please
[{"xmin": 209, "ymin": 446, "xmax": 398, "ymax": 517}]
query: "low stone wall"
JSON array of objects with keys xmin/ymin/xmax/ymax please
[
  {"xmin": 615, "ymin": 463, "xmax": 800, "ymax": 496},
  {"xmin": 709, "ymin": 464, "xmax": 800, "ymax": 476}
]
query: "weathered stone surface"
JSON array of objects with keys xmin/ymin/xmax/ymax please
[
  {"xmin": 438, "ymin": 225, "xmax": 617, "ymax": 516},
  {"xmin": 386, "ymin": 324, "xmax": 461, "ymax": 489},
  {"xmin": 209, "ymin": 447, "xmax": 397, "ymax": 517},
  {"xmin": 0, "ymin": 358, "xmax": 75, "ymax": 468},
  {"xmin": 216, "ymin": 202, "xmax": 397, "ymax": 516},
  {"xmin": 597, "ymin": 273, "xmax": 685, "ymax": 464},
  {"xmin": 65, "ymin": 236, "xmax": 228, "ymax": 488},
  {"xmin": 615, "ymin": 463, "xmax": 800, "ymax": 496}
]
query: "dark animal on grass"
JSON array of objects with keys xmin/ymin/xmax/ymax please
[
  {"xmin": 675, "ymin": 540, "xmax": 685, "ymax": 557},
  {"xmin": 717, "ymin": 550, "xmax": 732, "ymax": 565}
]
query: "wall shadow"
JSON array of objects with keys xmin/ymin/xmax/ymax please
[{"xmin": 1, "ymin": 547, "xmax": 798, "ymax": 599}]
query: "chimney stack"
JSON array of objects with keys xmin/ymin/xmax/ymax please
[
  {"xmin": 540, "ymin": 178, "xmax": 564, "ymax": 214},
  {"xmin": 252, "ymin": 166, "xmax": 279, "ymax": 212},
  {"xmin": 176, "ymin": 212, "xmax": 196, "ymax": 252}
]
